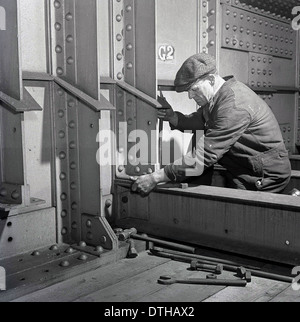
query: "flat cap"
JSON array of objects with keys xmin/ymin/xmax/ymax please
[{"xmin": 174, "ymin": 53, "xmax": 217, "ymax": 93}]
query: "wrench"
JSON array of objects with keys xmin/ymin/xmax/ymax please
[{"xmin": 158, "ymin": 275, "xmax": 247, "ymax": 287}]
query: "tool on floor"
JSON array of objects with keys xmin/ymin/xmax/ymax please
[
  {"xmin": 236, "ymin": 267, "xmax": 252, "ymax": 283},
  {"xmin": 158, "ymin": 275, "xmax": 247, "ymax": 287},
  {"xmin": 190, "ymin": 260, "xmax": 223, "ymax": 275},
  {"xmin": 127, "ymin": 239, "xmax": 138, "ymax": 258},
  {"xmin": 116, "ymin": 229, "xmax": 198, "ymax": 254},
  {"xmin": 151, "ymin": 248, "xmax": 293, "ymax": 283}
]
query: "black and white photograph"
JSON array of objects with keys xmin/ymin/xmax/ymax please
[{"xmin": 0, "ymin": 0, "xmax": 300, "ymax": 307}]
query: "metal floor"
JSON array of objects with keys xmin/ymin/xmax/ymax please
[{"xmin": 0, "ymin": 242, "xmax": 299, "ymax": 303}]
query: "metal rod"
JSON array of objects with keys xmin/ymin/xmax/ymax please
[{"xmin": 151, "ymin": 249, "xmax": 294, "ymax": 284}]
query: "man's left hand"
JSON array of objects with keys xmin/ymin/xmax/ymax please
[{"xmin": 130, "ymin": 174, "xmax": 157, "ymax": 197}]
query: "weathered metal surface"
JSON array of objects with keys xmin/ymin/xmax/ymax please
[
  {"xmin": 0, "ymin": 0, "xmax": 22, "ymax": 100},
  {"xmin": 0, "ymin": 207, "xmax": 56, "ymax": 260}
]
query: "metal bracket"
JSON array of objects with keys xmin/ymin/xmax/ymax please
[{"xmin": 81, "ymin": 214, "xmax": 118, "ymax": 251}]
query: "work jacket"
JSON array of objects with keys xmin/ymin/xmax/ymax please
[{"xmin": 164, "ymin": 77, "xmax": 291, "ymax": 193}]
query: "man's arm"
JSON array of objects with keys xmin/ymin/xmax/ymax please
[{"xmin": 164, "ymin": 105, "xmax": 251, "ymax": 183}]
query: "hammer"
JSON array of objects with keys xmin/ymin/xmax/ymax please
[{"xmin": 118, "ymin": 228, "xmax": 138, "ymax": 241}]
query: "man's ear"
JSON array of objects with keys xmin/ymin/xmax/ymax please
[{"xmin": 208, "ymin": 75, "xmax": 215, "ymax": 87}]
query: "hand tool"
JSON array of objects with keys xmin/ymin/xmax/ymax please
[
  {"xmin": 119, "ymin": 231, "xmax": 198, "ymax": 254},
  {"xmin": 151, "ymin": 248, "xmax": 293, "ymax": 283},
  {"xmin": 158, "ymin": 275, "xmax": 247, "ymax": 287},
  {"xmin": 190, "ymin": 260, "xmax": 223, "ymax": 275},
  {"xmin": 237, "ymin": 267, "xmax": 252, "ymax": 283},
  {"xmin": 127, "ymin": 239, "xmax": 138, "ymax": 258}
]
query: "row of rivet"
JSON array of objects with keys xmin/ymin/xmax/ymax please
[
  {"xmin": 222, "ymin": 4, "xmax": 296, "ymax": 59},
  {"xmin": 55, "ymin": 85, "xmax": 71, "ymax": 240},
  {"xmin": 54, "ymin": 0, "xmax": 77, "ymax": 78},
  {"xmin": 228, "ymin": 0, "xmax": 296, "ymax": 21},
  {"xmin": 124, "ymin": 0, "xmax": 135, "ymax": 86},
  {"xmin": 201, "ymin": 0, "xmax": 217, "ymax": 55},
  {"xmin": 113, "ymin": 0, "xmax": 125, "ymax": 81},
  {"xmin": 248, "ymin": 54, "xmax": 273, "ymax": 89}
]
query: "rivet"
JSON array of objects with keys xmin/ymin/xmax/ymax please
[
  {"xmin": 79, "ymin": 241, "xmax": 86, "ymax": 247},
  {"xmin": 54, "ymin": 1, "xmax": 61, "ymax": 9},
  {"xmin": 95, "ymin": 246, "xmax": 104, "ymax": 254},
  {"xmin": 65, "ymin": 13, "xmax": 73, "ymax": 21},
  {"xmin": 148, "ymin": 121, "xmax": 152, "ymax": 126},
  {"xmin": 203, "ymin": 1, "xmax": 207, "ymax": 7},
  {"xmin": 31, "ymin": 251, "xmax": 40, "ymax": 256},
  {"xmin": 61, "ymin": 227, "xmax": 68, "ymax": 235},
  {"xmin": 57, "ymin": 67, "xmax": 64, "ymax": 75},
  {"xmin": 225, "ymin": 24, "xmax": 230, "ymax": 30},
  {"xmin": 50, "ymin": 245, "xmax": 59, "ymax": 251},
  {"xmin": 70, "ymin": 182, "xmax": 76, "ymax": 190},
  {"xmin": 70, "ymin": 162, "xmax": 76, "ymax": 170},
  {"xmin": 60, "ymin": 193, "xmax": 67, "ymax": 201},
  {"xmin": 127, "ymin": 62, "xmax": 133, "ymax": 69},
  {"xmin": 118, "ymin": 165, "xmax": 124, "ymax": 172},
  {"xmin": 117, "ymin": 72, "xmax": 123, "ymax": 80},
  {"xmin": 126, "ymin": 44, "xmax": 133, "ymax": 50},
  {"xmin": 69, "ymin": 141, "xmax": 76, "ymax": 149},
  {"xmin": 59, "ymin": 152, "xmax": 66, "ymax": 160},
  {"xmin": 117, "ymin": 53, "xmax": 123, "ymax": 60},
  {"xmin": 126, "ymin": 5, "xmax": 132, "ymax": 12},
  {"xmin": 60, "ymin": 260, "xmax": 70, "ymax": 267},
  {"xmin": 61, "ymin": 210, "xmax": 67, "ymax": 218},
  {"xmin": 116, "ymin": 34, "xmax": 122, "ymax": 41},
  {"xmin": 71, "ymin": 222, "xmax": 77, "ymax": 230},
  {"xmin": 101, "ymin": 236, "xmax": 107, "ymax": 244},
  {"xmin": 208, "ymin": 40, "xmax": 215, "ymax": 46},
  {"xmin": 58, "ymin": 110, "xmax": 64, "ymax": 118},
  {"xmin": 135, "ymin": 167, "xmax": 141, "ymax": 173},
  {"xmin": 148, "ymin": 168, "xmax": 153, "ymax": 174},
  {"xmin": 79, "ymin": 254, "xmax": 88, "ymax": 261},
  {"xmin": 55, "ymin": 22, "xmax": 62, "ymax": 31},
  {"xmin": 58, "ymin": 131, "xmax": 65, "ymax": 139},
  {"xmin": 86, "ymin": 220, "xmax": 92, "ymax": 228},
  {"xmin": 55, "ymin": 45, "xmax": 63, "ymax": 53},
  {"xmin": 71, "ymin": 202, "xmax": 78, "ymax": 210},
  {"xmin": 11, "ymin": 191, "xmax": 20, "ymax": 200},
  {"xmin": 116, "ymin": 14, "xmax": 122, "ymax": 22},
  {"xmin": 0, "ymin": 188, "xmax": 7, "ymax": 197},
  {"xmin": 57, "ymin": 88, "xmax": 64, "ymax": 96},
  {"xmin": 67, "ymin": 57, "xmax": 74, "ymax": 65},
  {"xmin": 209, "ymin": 25, "xmax": 215, "ymax": 31},
  {"xmin": 286, "ymin": 240, "xmax": 290, "ymax": 246},
  {"xmin": 69, "ymin": 121, "xmax": 75, "ymax": 129},
  {"xmin": 66, "ymin": 35, "xmax": 73, "ymax": 43},
  {"xmin": 68, "ymin": 100, "xmax": 75, "ymax": 107},
  {"xmin": 60, "ymin": 173, "xmax": 66, "ymax": 181},
  {"xmin": 65, "ymin": 247, "xmax": 75, "ymax": 254},
  {"xmin": 126, "ymin": 24, "xmax": 133, "ymax": 31}
]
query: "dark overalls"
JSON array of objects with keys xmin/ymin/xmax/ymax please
[{"xmin": 164, "ymin": 77, "xmax": 291, "ymax": 194}]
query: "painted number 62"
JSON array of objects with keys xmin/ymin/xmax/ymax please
[{"xmin": 158, "ymin": 45, "xmax": 174, "ymax": 61}]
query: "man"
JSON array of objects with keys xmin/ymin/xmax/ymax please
[{"xmin": 131, "ymin": 53, "xmax": 291, "ymax": 195}]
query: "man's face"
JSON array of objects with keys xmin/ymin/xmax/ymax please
[{"xmin": 188, "ymin": 78, "xmax": 214, "ymax": 107}]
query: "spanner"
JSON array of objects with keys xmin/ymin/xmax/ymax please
[{"xmin": 158, "ymin": 275, "xmax": 247, "ymax": 287}]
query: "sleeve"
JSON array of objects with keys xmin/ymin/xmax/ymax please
[
  {"xmin": 164, "ymin": 105, "xmax": 251, "ymax": 182},
  {"xmin": 170, "ymin": 109, "xmax": 205, "ymax": 132}
]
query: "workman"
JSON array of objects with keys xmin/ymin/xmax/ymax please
[{"xmin": 131, "ymin": 53, "xmax": 291, "ymax": 195}]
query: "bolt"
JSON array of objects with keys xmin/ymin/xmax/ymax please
[{"xmin": 60, "ymin": 260, "xmax": 70, "ymax": 267}]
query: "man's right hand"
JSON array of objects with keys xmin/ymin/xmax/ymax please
[{"xmin": 157, "ymin": 96, "xmax": 178, "ymax": 125}]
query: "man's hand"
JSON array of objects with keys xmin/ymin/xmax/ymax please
[
  {"xmin": 130, "ymin": 174, "xmax": 157, "ymax": 197},
  {"xmin": 157, "ymin": 95, "xmax": 178, "ymax": 125},
  {"xmin": 130, "ymin": 169, "xmax": 171, "ymax": 197}
]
